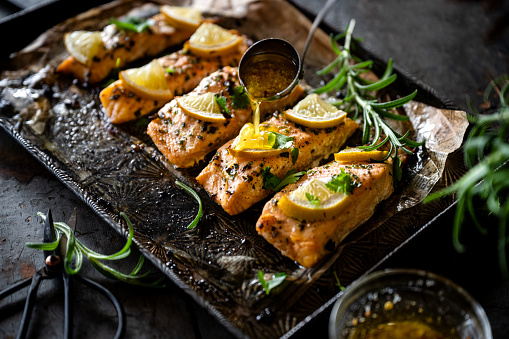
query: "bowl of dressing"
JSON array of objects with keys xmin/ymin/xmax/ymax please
[{"xmin": 329, "ymin": 269, "xmax": 492, "ymax": 339}]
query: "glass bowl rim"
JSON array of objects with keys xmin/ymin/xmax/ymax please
[{"xmin": 328, "ymin": 268, "xmax": 492, "ymax": 339}]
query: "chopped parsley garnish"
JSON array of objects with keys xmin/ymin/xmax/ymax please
[
  {"xmin": 325, "ymin": 168, "xmax": 354, "ymax": 195},
  {"xmin": 109, "ymin": 16, "xmax": 154, "ymax": 33},
  {"xmin": 305, "ymin": 193, "xmax": 320, "ymax": 205},
  {"xmin": 268, "ymin": 132, "xmax": 293, "ymax": 149},
  {"xmin": 258, "ymin": 270, "xmax": 287, "ymax": 295},
  {"xmin": 262, "ymin": 167, "xmax": 305, "ymax": 191},
  {"xmin": 231, "ymin": 85, "xmax": 250, "ymax": 109},
  {"xmin": 214, "ymin": 95, "xmax": 230, "ymax": 116},
  {"xmin": 290, "ymin": 147, "xmax": 299, "ymax": 165}
]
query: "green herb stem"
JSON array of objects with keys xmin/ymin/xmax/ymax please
[
  {"xmin": 314, "ymin": 18, "xmax": 422, "ymax": 184},
  {"xmin": 424, "ymin": 79, "xmax": 509, "ymax": 279},
  {"xmin": 175, "ymin": 180, "xmax": 203, "ymax": 229},
  {"xmin": 27, "ymin": 212, "xmax": 164, "ymax": 287}
]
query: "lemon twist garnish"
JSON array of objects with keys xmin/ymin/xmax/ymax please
[
  {"xmin": 278, "ymin": 177, "xmax": 352, "ymax": 221},
  {"xmin": 119, "ymin": 59, "xmax": 172, "ymax": 100},
  {"xmin": 176, "ymin": 93, "xmax": 226, "ymax": 122},
  {"xmin": 160, "ymin": 5, "xmax": 202, "ymax": 31},
  {"xmin": 64, "ymin": 31, "xmax": 103, "ymax": 66},
  {"xmin": 187, "ymin": 22, "xmax": 241, "ymax": 57},
  {"xmin": 284, "ymin": 93, "xmax": 347, "ymax": 128},
  {"xmin": 334, "ymin": 147, "xmax": 389, "ymax": 163}
]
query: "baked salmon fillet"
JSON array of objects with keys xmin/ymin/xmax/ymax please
[
  {"xmin": 100, "ymin": 34, "xmax": 249, "ymax": 124},
  {"xmin": 56, "ymin": 12, "xmax": 194, "ymax": 84},
  {"xmin": 195, "ymin": 114, "xmax": 358, "ymax": 215},
  {"xmin": 147, "ymin": 66, "xmax": 305, "ymax": 168},
  {"xmin": 256, "ymin": 161, "xmax": 394, "ymax": 267}
]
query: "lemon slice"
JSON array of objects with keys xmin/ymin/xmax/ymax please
[
  {"xmin": 64, "ymin": 31, "xmax": 103, "ymax": 66},
  {"xmin": 278, "ymin": 177, "xmax": 352, "ymax": 220},
  {"xmin": 176, "ymin": 93, "xmax": 226, "ymax": 122},
  {"xmin": 188, "ymin": 23, "xmax": 241, "ymax": 57},
  {"xmin": 119, "ymin": 59, "xmax": 172, "ymax": 100},
  {"xmin": 334, "ymin": 147, "xmax": 389, "ymax": 162},
  {"xmin": 228, "ymin": 123, "xmax": 287, "ymax": 158},
  {"xmin": 160, "ymin": 5, "xmax": 202, "ymax": 31},
  {"xmin": 284, "ymin": 93, "xmax": 347, "ymax": 128}
]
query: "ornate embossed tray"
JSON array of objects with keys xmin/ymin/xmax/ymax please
[{"xmin": 0, "ymin": 0, "xmax": 469, "ymax": 337}]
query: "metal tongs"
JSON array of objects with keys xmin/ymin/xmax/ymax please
[{"xmin": 0, "ymin": 209, "xmax": 125, "ymax": 339}]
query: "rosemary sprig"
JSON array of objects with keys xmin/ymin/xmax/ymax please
[
  {"xmin": 424, "ymin": 78, "xmax": 509, "ymax": 278},
  {"xmin": 314, "ymin": 19, "xmax": 423, "ymax": 183},
  {"xmin": 27, "ymin": 212, "xmax": 165, "ymax": 287},
  {"xmin": 175, "ymin": 180, "xmax": 203, "ymax": 229}
]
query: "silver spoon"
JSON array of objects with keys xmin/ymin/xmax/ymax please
[{"xmin": 238, "ymin": 0, "xmax": 337, "ymax": 101}]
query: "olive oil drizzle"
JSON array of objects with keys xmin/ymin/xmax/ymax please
[{"xmin": 240, "ymin": 53, "xmax": 298, "ymax": 135}]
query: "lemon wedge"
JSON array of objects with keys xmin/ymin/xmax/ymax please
[
  {"xmin": 119, "ymin": 59, "xmax": 172, "ymax": 100},
  {"xmin": 188, "ymin": 23, "xmax": 241, "ymax": 57},
  {"xmin": 278, "ymin": 177, "xmax": 352, "ymax": 220},
  {"xmin": 284, "ymin": 93, "xmax": 347, "ymax": 128},
  {"xmin": 64, "ymin": 31, "xmax": 103, "ymax": 66},
  {"xmin": 160, "ymin": 5, "xmax": 202, "ymax": 31},
  {"xmin": 334, "ymin": 147, "xmax": 389, "ymax": 162},
  {"xmin": 176, "ymin": 93, "xmax": 226, "ymax": 122},
  {"xmin": 228, "ymin": 123, "xmax": 288, "ymax": 158}
]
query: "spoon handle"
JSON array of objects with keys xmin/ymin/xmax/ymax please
[{"xmin": 301, "ymin": 0, "xmax": 337, "ymax": 66}]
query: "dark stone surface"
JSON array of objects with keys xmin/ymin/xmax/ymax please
[{"xmin": 1, "ymin": 0, "xmax": 508, "ymax": 338}]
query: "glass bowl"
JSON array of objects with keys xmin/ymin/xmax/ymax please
[{"xmin": 329, "ymin": 269, "xmax": 492, "ymax": 339}]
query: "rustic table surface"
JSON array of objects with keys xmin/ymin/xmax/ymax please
[{"xmin": 1, "ymin": 0, "xmax": 508, "ymax": 338}]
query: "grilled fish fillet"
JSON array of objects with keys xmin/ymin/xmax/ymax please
[
  {"xmin": 56, "ymin": 14, "xmax": 193, "ymax": 84},
  {"xmin": 196, "ymin": 114, "xmax": 358, "ymax": 215},
  {"xmin": 100, "ymin": 34, "xmax": 249, "ymax": 124},
  {"xmin": 256, "ymin": 161, "xmax": 394, "ymax": 267},
  {"xmin": 147, "ymin": 66, "xmax": 305, "ymax": 168}
]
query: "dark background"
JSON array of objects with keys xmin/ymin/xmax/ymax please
[{"xmin": 1, "ymin": 0, "xmax": 508, "ymax": 338}]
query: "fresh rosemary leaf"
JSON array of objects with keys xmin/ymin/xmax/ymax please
[
  {"xmin": 370, "ymin": 90, "xmax": 418, "ymax": 110},
  {"xmin": 355, "ymin": 74, "xmax": 397, "ymax": 91},
  {"xmin": 175, "ymin": 180, "xmax": 203, "ymax": 229}
]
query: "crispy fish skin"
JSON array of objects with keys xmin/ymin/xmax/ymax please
[
  {"xmin": 147, "ymin": 67, "xmax": 305, "ymax": 168},
  {"xmin": 56, "ymin": 14, "xmax": 192, "ymax": 84},
  {"xmin": 100, "ymin": 35, "xmax": 249, "ymax": 124},
  {"xmin": 195, "ymin": 114, "xmax": 358, "ymax": 215},
  {"xmin": 256, "ymin": 161, "xmax": 394, "ymax": 267}
]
